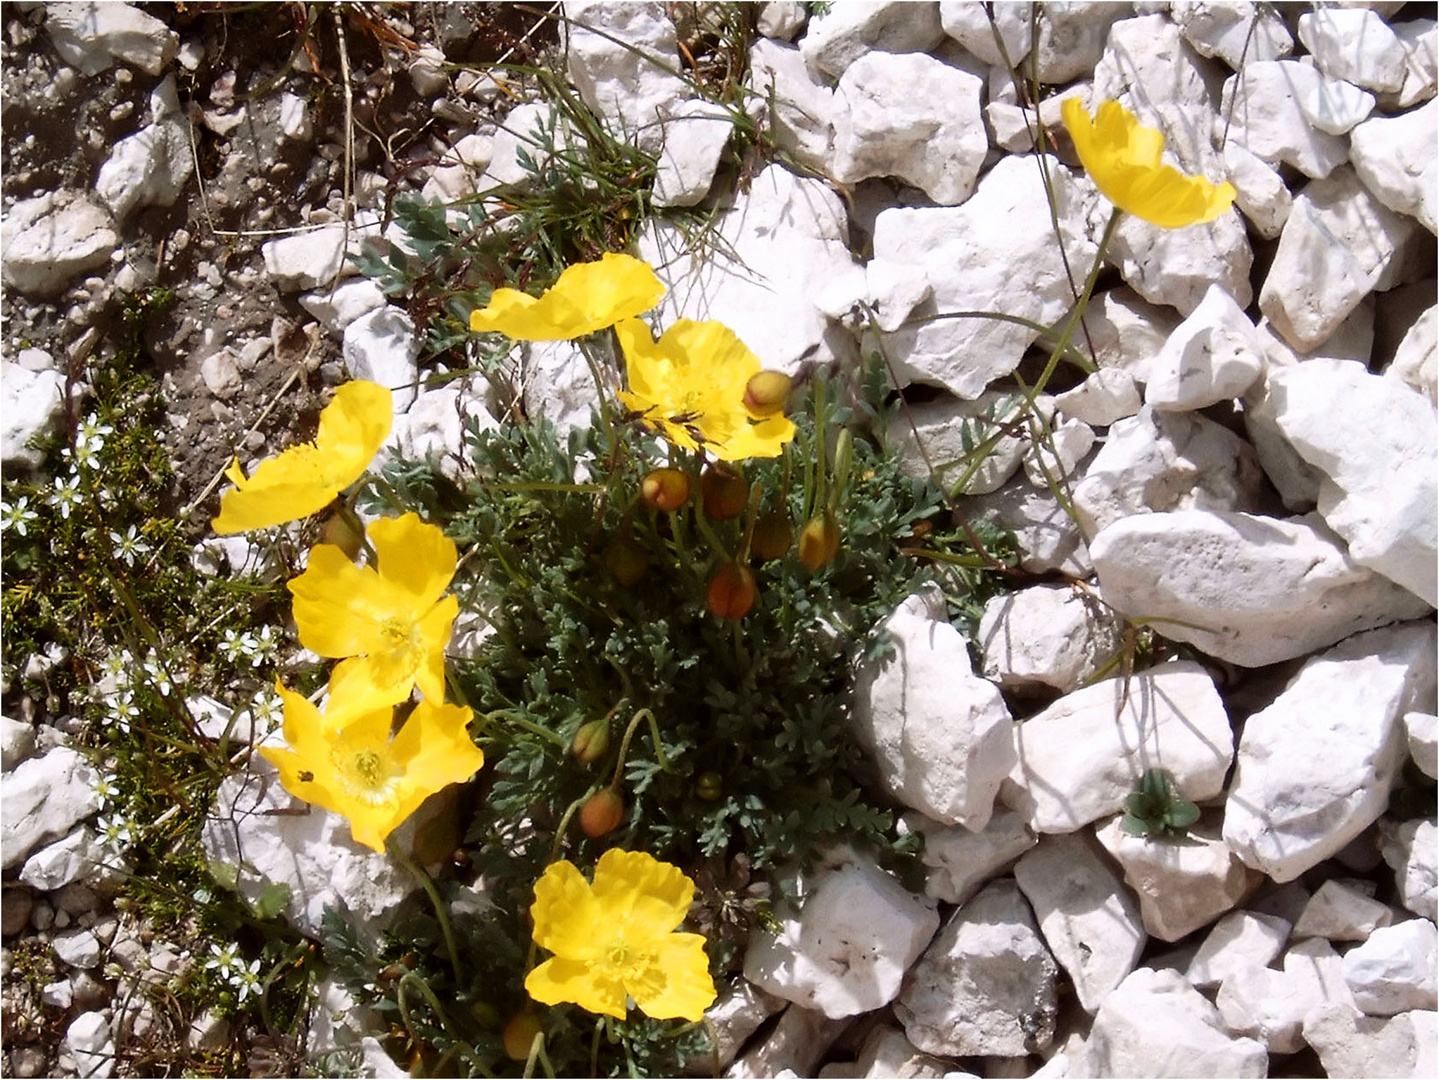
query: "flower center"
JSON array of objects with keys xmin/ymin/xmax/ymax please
[
  {"xmin": 334, "ymin": 746, "xmax": 401, "ymax": 808},
  {"xmin": 595, "ymin": 933, "xmax": 652, "ymax": 985}
]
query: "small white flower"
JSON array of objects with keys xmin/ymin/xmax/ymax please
[
  {"xmin": 71, "ymin": 440, "xmax": 102, "ymax": 472},
  {"xmin": 105, "ymin": 691, "xmax": 139, "ymax": 734},
  {"xmin": 99, "ymin": 648, "xmax": 135, "ymax": 685},
  {"xmin": 110, "ymin": 525, "xmax": 152, "ymax": 568},
  {"xmin": 78, "ymin": 414, "xmax": 113, "ymax": 453},
  {"xmin": 91, "ymin": 774, "xmax": 121, "ymax": 805},
  {"xmin": 248, "ymin": 626, "xmax": 279, "ymax": 667},
  {"xmin": 205, "ymin": 941, "xmax": 243, "ymax": 976},
  {"xmin": 219, "ymin": 628, "xmax": 250, "ymax": 664},
  {"xmin": 232, "ymin": 958, "xmax": 265, "ymax": 1002},
  {"xmin": 141, "ymin": 650, "xmax": 172, "ymax": 696},
  {"xmin": 0, "ymin": 496, "xmax": 39, "ymax": 536},
  {"xmin": 248, "ymin": 689, "xmax": 283, "ymax": 731},
  {"xmin": 47, "ymin": 474, "xmax": 83, "ymax": 520},
  {"xmin": 97, "ymin": 815, "xmax": 135, "ymax": 849}
]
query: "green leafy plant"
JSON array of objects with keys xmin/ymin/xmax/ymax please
[{"xmin": 1120, "ymin": 767, "xmax": 1202, "ymax": 839}]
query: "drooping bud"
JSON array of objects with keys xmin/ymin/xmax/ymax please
[
  {"xmin": 750, "ymin": 510, "xmax": 793, "ymax": 562},
  {"xmin": 797, "ymin": 513, "xmax": 841, "ymax": 570},
  {"xmin": 571, "ymin": 719, "xmax": 611, "ymax": 765},
  {"xmin": 579, "ymin": 786, "xmax": 626, "ymax": 838},
  {"xmin": 640, "ymin": 467, "xmax": 691, "ymax": 513},
  {"xmin": 701, "ymin": 465, "xmax": 749, "ymax": 521},
  {"xmin": 603, "ymin": 535, "xmax": 648, "ymax": 587},
  {"xmin": 706, "ymin": 561, "xmax": 757, "ymax": 619},
  {"xmin": 502, "ymin": 1010, "xmax": 544, "ymax": 1062},
  {"xmin": 743, "ymin": 370, "xmax": 793, "ymax": 417}
]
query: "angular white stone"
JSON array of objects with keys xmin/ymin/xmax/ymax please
[
  {"xmin": 1222, "ymin": 140, "xmax": 1292, "ymax": 240},
  {"xmin": 1216, "ymin": 938, "xmax": 1354, "ymax": 1053},
  {"xmin": 1186, "ymin": 910, "xmax": 1291, "ymax": 990},
  {"xmin": 0, "ymin": 715, "xmax": 36, "ymax": 770},
  {"xmin": 940, "ymin": 1, "xmax": 1031, "ymax": 66},
  {"xmin": 0, "ymin": 192, "xmax": 119, "ymax": 298},
  {"xmin": 832, "ymin": 52, "xmax": 985, "ymax": 206},
  {"xmin": 1241, "ymin": 364, "xmax": 1325, "ymax": 511},
  {"xmin": 1380, "ymin": 817, "xmax": 1438, "ymax": 921},
  {"xmin": 1094, "ymin": 818, "xmax": 1260, "ymax": 943},
  {"xmin": 889, "ymin": 391, "xmax": 1034, "ymax": 495},
  {"xmin": 747, "ymin": 39, "xmax": 835, "ymax": 173},
  {"xmin": 1404, "ymin": 711, "xmax": 1439, "ymax": 779},
  {"xmin": 1304, "ymin": 1003, "xmax": 1439, "ymax": 1079},
  {"xmin": 64, "ymin": 1009, "xmax": 116, "ymax": 1079},
  {"xmin": 419, "ymin": 133, "xmax": 494, "ymax": 203},
  {"xmin": 262, "ymin": 225, "xmax": 352, "ymax": 293},
  {"xmin": 703, "ymin": 981, "xmax": 785, "ymax": 1073},
  {"xmin": 964, "ymin": 476, "xmax": 1091, "ymax": 578},
  {"xmin": 53, "ymin": 927, "xmax": 101, "ymax": 969},
  {"xmin": 1085, "ymin": 286, "xmax": 1182, "ymax": 386},
  {"xmin": 1, "ymin": 364, "xmax": 67, "ymax": 469},
  {"xmin": 1219, "ymin": 61, "xmax": 1350, "ymax": 179},
  {"xmin": 1171, "ymin": 0, "xmax": 1293, "ymax": 68},
  {"xmin": 869, "ymin": 155, "xmax": 1099, "ymax": 399},
  {"xmin": 1055, "ymin": 367, "xmax": 1142, "ymax": 428},
  {"xmin": 896, "ymin": 879, "xmax": 1058, "ymax": 1057},
  {"xmin": 853, "ymin": 591, "xmax": 1014, "ymax": 830},
  {"xmin": 381, "ymin": 376, "xmax": 496, "ymax": 482},
  {"xmin": 1023, "ymin": 416, "xmax": 1094, "ymax": 487},
  {"xmin": 727, "ymin": 1003, "xmax": 850, "ymax": 1079},
  {"xmin": 518, "ymin": 339, "xmax": 601, "ymax": 434},
  {"xmin": 1223, "ymin": 621, "xmax": 1438, "ymax": 882},
  {"xmin": 1014, "ymin": 831, "xmax": 1146, "ymax": 1013},
  {"xmin": 94, "ymin": 118, "xmax": 192, "ymax": 223},
  {"xmin": 652, "ymin": 99, "xmax": 732, "ymax": 207},
  {"xmin": 46, "ymin": 1, "xmax": 177, "ymax": 75},
  {"xmin": 1386, "ymin": 304, "xmax": 1437, "ymax": 405},
  {"xmin": 978, "ymin": 584, "xmax": 1121, "ymax": 693},
  {"xmin": 743, "ymin": 858, "xmax": 939, "ymax": 1019},
  {"xmin": 1389, "ymin": 18, "xmax": 1438, "ymax": 108},
  {"xmin": 1343, "ymin": 919, "xmax": 1438, "ymax": 1015},
  {"xmin": 818, "ymin": 1024, "xmax": 950, "ymax": 1080},
  {"xmin": 798, "ymin": 1, "xmax": 944, "ymax": 78},
  {"xmin": 19, "ymin": 828, "xmax": 119, "ymax": 893},
  {"xmin": 1294, "ymin": 73, "xmax": 1377, "ymax": 137},
  {"xmin": 1090, "ymin": 510, "xmax": 1433, "ymax": 667},
  {"xmin": 1, "ymin": 747, "xmax": 101, "ymax": 870},
  {"xmin": 563, "ymin": 0, "xmax": 688, "ymax": 153},
  {"xmin": 756, "ymin": 2, "xmax": 806, "ymax": 42},
  {"xmin": 1147, "ymin": 284, "xmax": 1266, "ymax": 411},
  {"xmin": 1299, "ymin": 7, "xmax": 1408, "ymax": 93},
  {"xmin": 904, "ymin": 809, "xmax": 1036, "ymax": 907},
  {"xmin": 1351, "ymin": 100, "xmax": 1439, "ymax": 236},
  {"xmin": 1077, "ymin": 967, "xmax": 1268, "ymax": 1077},
  {"xmin": 1294, "ymin": 878, "xmax": 1396, "ymax": 942},
  {"xmin": 1107, "ymin": 198, "xmax": 1253, "ymax": 317},
  {"xmin": 1032, "ymin": 2, "xmax": 1127, "ymax": 83},
  {"xmin": 299, "ymin": 278, "xmax": 388, "ymax": 336},
  {"xmin": 1071, "ymin": 406, "xmax": 1266, "ymax": 537},
  {"xmin": 1268, "ymin": 358, "xmax": 1438, "ymax": 606},
  {"xmin": 342, "ymin": 307, "xmax": 420, "ymax": 413}
]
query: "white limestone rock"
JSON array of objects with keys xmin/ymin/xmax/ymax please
[
  {"xmin": 962, "ymin": 476, "xmax": 1091, "ymax": 578},
  {"xmin": 1023, "ymin": 416, "xmax": 1094, "ymax": 487},
  {"xmin": 798, "ymin": 1, "xmax": 945, "ymax": 79},
  {"xmin": 1014, "ymin": 831, "xmax": 1146, "ymax": 1013},
  {"xmin": 1386, "ymin": 305, "xmax": 1437, "ymax": 405},
  {"xmin": 1186, "ymin": 910, "xmax": 1291, "ymax": 990},
  {"xmin": 852, "ymin": 591, "xmax": 1014, "ymax": 830},
  {"xmin": 1380, "ymin": 817, "xmax": 1438, "ymax": 921},
  {"xmin": 482, "ymin": 101, "xmax": 566, "ymax": 187},
  {"xmin": 262, "ymin": 225, "xmax": 353, "ymax": 293},
  {"xmin": 940, "ymin": 1, "xmax": 1032, "ymax": 66},
  {"xmin": 703, "ymin": 981, "xmax": 786, "ymax": 1073},
  {"xmin": 743, "ymin": 857, "xmax": 939, "ymax": 1019},
  {"xmin": 1304, "ymin": 1003, "xmax": 1439, "ymax": 1079},
  {"xmin": 639, "ymin": 164, "xmax": 864, "ymax": 373},
  {"xmin": 1296, "ymin": 73, "xmax": 1377, "ymax": 137},
  {"xmin": 1299, "ymin": 6, "xmax": 1408, "ymax": 93},
  {"xmin": 1222, "ymin": 140, "xmax": 1292, "ymax": 240},
  {"xmin": 869, "ymin": 154, "xmax": 1100, "ymax": 399},
  {"xmin": 747, "ymin": 39, "xmax": 835, "ymax": 173},
  {"xmin": 19, "ymin": 828, "xmax": 121, "ymax": 893},
  {"xmin": 380, "ymin": 376, "xmax": 495, "ymax": 482},
  {"xmin": 563, "ymin": 0, "xmax": 687, "ymax": 153},
  {"xmin": 1404, "ymin": 711, "xmax": 1438, "ymax": 779},
  {"xmin": 817, "ymin": 1024, "xmax": 950, "ymax": 1080},
  {"xmin": 1219, "ymin": 61, "xmax": 1350, "ymax": 179},
  {"xmin": 1003, "ymin": 662, "xmax": 1233, "ymax": 834},
  {"xmin": 978, "ymin": 584, "xmax": 1121, "ymax": 693},
  {"xmin": 520, "ymin": 339, "xmax": 603, "ymax": 433},
  {"xmin": 1, "ymin": 363, "xmax": 67, "ymax": 470},
  {"xmin": 1085, "ymin": 285, "xmax": 1182, "ymax": 386},
  {"xmin": 1, "ymin": 747, "xmax": 101, "ymax": 870},
  {"xmin": 756, "ymin": 2, "xmax": 806, "ymax": 42},
  {"xmin": 652, "ymin": 99, "xmax": 732, "ymax": 207},
  {"xmin": 1171, "ymin": 1, "xmax": 1293, "ymax": 69},
  {"xmin": 300, "ymin": 278, "xmax": 388, "ymax": 336},
  {"xmin": 1090, "ymin": 510, "xmax": 1433, "ymax": 667},
  {"xmin": 1054, "ymin": 367, "xmax": 1142, "ymax": 428},
  {"xmin": 0, "ymin": 715, "xmax": 36, "ymax": 771},
  {"xmin": 904, "ymin": 809, "xmax": 1036, "ymax": 907},
  {"xmin": 342, "ymin": 307, "xmax": 419, "ymax": 414},
  {"xmin": 46, "ymin": 1, "xmax": 177, "ymax": 75},
  {"xmin": 888, "ymin": 391, "xmax": 1032, "ymax": 495},
  {"xmin": 726, "ymin": 1004, "xmax": 850, "ymax": 1079},
  {"xmin": 1070, "ymin": 406, "xmax": 1267, "ymax": 537},
  {"xmin": 1147, "ymin": 284, "xmax": 1266, "ymax": 411},
  {"xmin": 1031, "ymin": 2, "xmax": 1127, "ymax": 83},
  {"xmin": 832, "ymin": 51, "xmax": 985, "ymax": 206},
  {"xmin": 419, "ymin": 133, "xmax": 495, "ymax": 203},
  {"xmin": 1106, "ymin": 199, "xmax": 1253, "ymax": 317},
  {"xmin": 1241, "ymin": 365, "xmax": 1326, "ymax": 511},
  {"xmin": 1223, "ymin": 621, "xmax": 1438, "ymax": 882},
  {"xmin": 1351, "ymin": 99, "xmax": 1439, "ymax": 236},
  {"xmin": 1389, "ymin": 18, "xmax": 1438, "ymax": 108},
  {"xmin": 1077, "ymin": 967, "xmax": 1268, "ymax": 1077},
  {"xmin": 64, "ymin": 1009, "xmax": 116, "ymax": 1079},
  {"xmin": 896, "ymin": 879, "xmax": 1058, "ymax": 1057},
  {"xmin": 0, "ymin": 192, "xmax": 119, "ymax": 299},
  {"xmin": 1260, "ymin": 167, "xmax": 1430, "ymax": 352},
  {"xmin": 1094, "ymin": 817, "xmax": 1261, "ymax": 943},
  {"xmin": 1268, "ymin": 358, "xmax": 1438, "ymax": 606},
  {"xmin": 1294, "ymin": 878, "xmax": 1394, "ymax": 943},
  {"xmin": 94, "ymin": 118, "xmax": 192, "ymax": 223},
  {"xmin": 1343, "ymin": 919, "xmax": 1438, "ymax": 1015},
  {"xmin": 1216, "ymin": 937, "xmax": 1354, "ymax": 1053}
]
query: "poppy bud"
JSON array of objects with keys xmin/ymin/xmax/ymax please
[
  {"xmin": 743, "ymin": 370, "xmax": 793, "ymax": 417},
  {"xmin": 750, "ymin": 510, "xmax": 793, "ymax": 562},
  {"xmin": 502, "ymin": 1010, "xmax": 544, "ymax": 1062},
  {"xmin": 797, "ymin": 513, "xmax": 841, "ymax": 571},
  {"xmin": 640, "ymin": 468, "xmax": 690, "ymax": 513},
  {"xmin": 320, "ymin": 512, "xmax": 365, "ymax": 561},
  {"xmin": 696, "ymin": 771, "xmax": 723, "ymax": 800},
  {"xmin": 706, "ymin": 561, "xmax": 756, "ymax": 619},
  {"xmin": 603, "ymin": 535, "xmax": 648, "ymax": 587},
  {"xmin": 579, "ymin": 786, "xmax": 626, "ymax": 838},
  {"xmin": 701, "ymin": 465, "xmax": 748, "ymax": 521},
  {"xmin": 571, "ymin": 718, "xmax": 610, "ymax": 765}
]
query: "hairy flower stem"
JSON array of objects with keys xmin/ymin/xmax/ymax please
[
  {"xmin": 610, "ymin": 708, "xmax": 669, "ymax": 789},
  {"xmin": 389, "ymin": 839, "xmax": 462, "ymax": 985}
]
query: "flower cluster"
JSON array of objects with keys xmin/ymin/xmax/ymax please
[{"xmin": 205, "ymin": 943, "xmax": 265, "ymax": 1003}]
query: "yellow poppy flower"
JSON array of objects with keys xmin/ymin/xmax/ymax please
[
  {"xmin": 1061, "ymin": 98, "xmax": 1237, "ymax": 229},
  {"xmin": 259, "ymin": 677, "xmax": 483, "ymax": 853},
  {"xmin": 469, "ymin": 253, "xmax": 665, "ymax": 340},
  {"xmin": 525, "ymin": 849, "xmax": 716, "ymax": 1022},
  {"xmin": 212, "ymin": 381, "xmax": 393, "ymax": 535},
  {"xmin": 288, "ymin": 513, "xmax": 459, "ymax": 707},
  {"xmin": 615, "ymin": 318, "xmax": 796, "ymax": 461}
]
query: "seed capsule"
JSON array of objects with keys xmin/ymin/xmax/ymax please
[
  {"xmin": 743, "ymin": 370, "xmax": 793, "ymax": 417},
  {"xmin": 640, "ymin": 468, "xmax": 691, "ymax": 512},
  {"xmin": 571, "ymin": 719, "xmax": 611, "ymax": 765},
  {"xmin": 706, "ymin": 561, "xmax": 757, "ymax": 619},
  {"xmin": 701, "ymin": 465, "xmax": 749, "ymax": 520},
  {"xmin": 696, "ymin": 771, "xmax": 723, "ymax": 800}
]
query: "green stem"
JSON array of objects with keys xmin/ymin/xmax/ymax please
[
  {"xmin": 1027, "ymin": 207, "xmax": 1122, "ymax": 407},
  {"xmin": 389, "ymin": 840, "xmax": 462, "ymax": 986},
  {"xmin": 480, "ymin": 709, "xmax": 567, "ymax": 748},
  {"xmin": 610, "ymin": 708, "xmax": 669, "ymax": 789}
]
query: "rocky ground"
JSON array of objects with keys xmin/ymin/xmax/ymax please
[{"xmin": 2, "ymin": 1, "xmax": 1438, "ymax": 1078}]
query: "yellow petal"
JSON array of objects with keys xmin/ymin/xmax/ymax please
[
  {"xmin": 711, "ymin": 416, "xmax": 796, "ymax": 462},
  {"xmin": 627, "ymin": 934, "xmax": 716, "ymax": 1022},
  {"xmin": 470, "ymin": 254, "xmax": 664, "ymax": 341},
  {"xmin": 314, "ymin": 380, "xmax": 394, "ymax": 470},
  {"xmin": 525, "ymin": 958, "xmax": 629, "ymax": 1019},
  {"xmin": 368, "ymin": 513, "xmax": 457, "ymax": 604},
  {"xmin": 323, "ymin": 657, "xmax": 411, "ymax": 719},
  {"xmin": 530, "ymin": 860, "xmax": 603, "ymax": 959},
  {"xmin": 387, "ymin": 699, "xmax": 483, "ymax": 794},
  {"xmin": 288, "ymin": 545, "xmax": 394, "ymax": 660},
  {"xmin": 413, "ymin": 594, "xmax": 459, "ymax": 705},
  {"xmin": 591, "ymin": 849, "xmax": 694, "ymax": 942}
]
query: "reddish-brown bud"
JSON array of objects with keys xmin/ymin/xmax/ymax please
[
  {"xmin": 797, "ymin": 513, "xmax": 842, "ymax": 571},
  {"xmin": 603, "ymin": 536, "xmax": 648, "ymax": 587},
  {"xmin": 743, "ymin": 370, "xmax": 793, "ymax": 417},
  {"xmin": 706, "ymin": 561, "xmax": 757, "ymax": 619},
  {"xmin": 579, "ymin": 786, "xmax": 626, "ymax": 838},
  {"xmin": 502, "ymin": 1010, "xmax": 544, "ymax": 1062},
  {"xmin": 571, "ymin": 719, "xmax": 611, "ymax": 765},
  {"xmin": 640, "ymin": 467, "xmax": 691, "ymax": 513},
  {"xmin": 701, "ymin": 465, "xmax": 749, "ymax": 521},
  {"xmin": 750, "ymin": 510, "xmax": 793, "ymax": 562}
]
